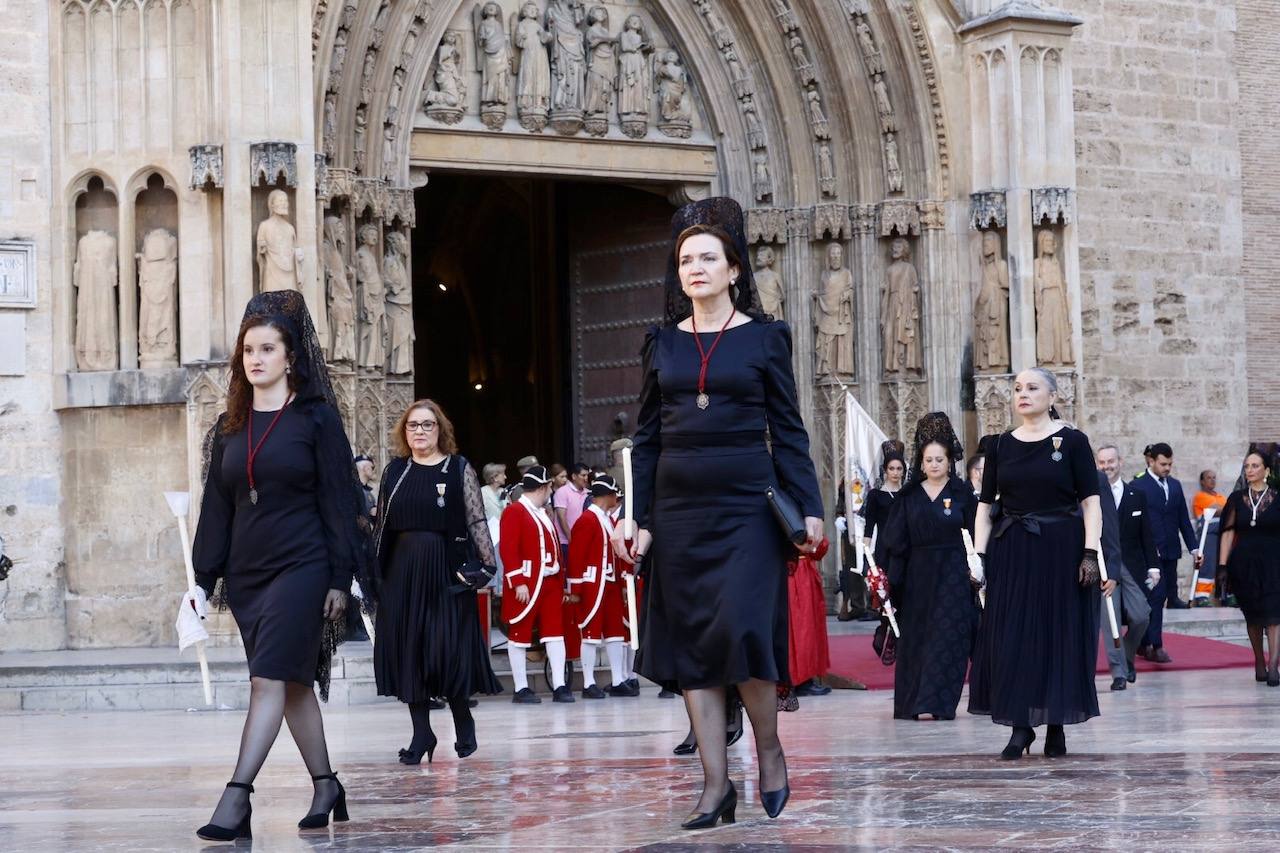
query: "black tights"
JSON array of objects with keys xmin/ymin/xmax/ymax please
[
  {"xmin": 208, "ymin": 677, "xmax": 337, "ymax": 827},
  {"xmin": 683, "ymin": 678, "xmax": 787, "ymax": 815},
  {"xmin": 407, "ymin": 696, "xmax": 475, "ymax": 754}
]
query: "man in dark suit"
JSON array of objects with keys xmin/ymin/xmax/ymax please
[
  {"xmin": 1096, "ymin": 447, "xmax": 1157, "ymax": 688},
  {"xmin": 1130, "ymin": 442, "xmax": 1202, "ymax": 663}
]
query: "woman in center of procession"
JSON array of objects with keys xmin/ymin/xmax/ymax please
[
  {"xmin": 615, "ymin": 197, "xmax": 823, "ymax": 830},
  {"xmin": 875, "ymin": 413, "xmax": 980, "ymax": 721}
]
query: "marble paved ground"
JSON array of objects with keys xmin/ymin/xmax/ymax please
[{"xmin": 3, "ymin": 668, "xmax": 1278, "ymax": 851}]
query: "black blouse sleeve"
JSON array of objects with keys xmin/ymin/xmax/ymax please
[
  {"xmin": 876, "ymin": 491, "xmax": 910, "ymax": 588},
  {"xmin": 979, "ymin": 433, "xmax": 1001, "ymax": 504},
  {"xmin": 1220, "ymin": 490, "xmax": 1242, "ymax": 533},
  {"xmin": 631, "ymin": 326, "xmax": 662, "ymax": 529},
  {"xmin": 462, "ymin": 459, "xmax": 498, "ymax": 568},
  {"xmin": 311, "ymin": 402, "xmax": 366, "ymax": 593},
  {"xmin": 1069, "ymin": 429, "xmax": 1100, "ymax": 501},
  {"xmin": 762, "ymin": 321, "xmax": 824, "ymax": 518},
  {"xmin": 192, "ymin": 417, "xmax": 231, "ymax": 597}
]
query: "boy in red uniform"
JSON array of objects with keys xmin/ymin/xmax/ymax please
[
  {"xmin": 499, "ymin": 466, "xmax": 573, "ymax": 703},
  {"xmin": 569, "ymin": 475, "xmax": 629, "ymax": 698}
]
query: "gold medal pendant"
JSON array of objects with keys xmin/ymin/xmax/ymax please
[
  {"xmin": 696, "ymin": 393, "xmax": 710, "ymax": 410},
  {"xmin": 943, "ymin": 497, "xmax": 952, "ymax": 517},
  {"xmin": 437, "ymin": 483, "xmax": 447, "ymax": 508},
  {"xmin": 1050, "ymin": 435, "xmax": 1064, "ymax": 462}
]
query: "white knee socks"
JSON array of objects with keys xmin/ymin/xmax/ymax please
[
  {"xmin": 508, "ymin": 646, "xmax": 529, "ymax": 693},
  {"xmin": 545, "ymin": 638, "xmax": 567, "ymax": 689},
  {"xmin": 606, "ymin": 640, "xmax": 626, "ymax": 686},
  {"xmin": 580, "ymin": 644, "xmax": 598, "ymax": 688},
  {"xmin": 622, "ymin": 643, "xmax": 635, "ymax": 681}
]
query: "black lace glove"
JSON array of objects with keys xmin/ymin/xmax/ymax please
[{"xmin": 1079, "ymin": 548, "xmax": 1100, "ymax": 587}]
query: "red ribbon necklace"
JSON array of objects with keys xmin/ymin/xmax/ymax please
[
  {"xmin": 247, "ymin": 393, "xmax": 294, "ymax": 505},
  {"xmin": 690, "ymin": 309, "xmax": 736, "ymax": 410}
]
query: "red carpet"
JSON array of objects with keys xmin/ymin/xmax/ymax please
[{"xmin": 827, "ymin": 632, "xmax": 1254, "ymax": 691}]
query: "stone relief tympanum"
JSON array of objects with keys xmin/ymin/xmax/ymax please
[
  {"xmin": 618, "ymin": 14, "xmax": 655, "ymax": 138},
  {"xmin": 474, "ymin": 2, "xmax": 511, "ymax": 129},
  {"xmin": 513, "ymin": 2, "xmax": 553, "ymax": 131},
  {"xmin": 582, "ymin": 6, "xmax": 618, "ymax": 136}
]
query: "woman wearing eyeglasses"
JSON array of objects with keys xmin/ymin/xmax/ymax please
[{"xmin": 372, "ymin": 399, "xmax": 500, "ymax": 764}]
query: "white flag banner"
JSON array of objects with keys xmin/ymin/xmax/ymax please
[{"xmin": 843, "ymin": 391, "xmax": 888, "ymax": 553}]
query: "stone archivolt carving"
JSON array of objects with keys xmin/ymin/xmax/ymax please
[
  {"xmin": 878, "ymin": 200, "xmax": 921, "ymax": 237},
  {"xmin": 370, "ymin": 0, "xmax": 392, "ymax": 50},
  {"xmin": 806, "ymin": 86, "xmax": 829, "ymax": 139},
  {"xmin": 812, "ymin": 204, "xmax": 850, "ymax": 241},
  {"xmin": 655, "ymin": 49, "xmax": 692, "ymax": 139},
  {"xmin": 546, "ymin": 0, "xmax": 588, "ymax": 133},
  {"xmin": 970, "ymin": 191, "xmax": 1008, "ymax": 230},
  {"xmin": 872, "ymin": 73, "xmax": 896, "ymax": 133},
  {"xmin": 356, "ymin": 224, "xmax": 387, "ymax": 370},
  {"xmin": 754, "ymin": 245, "xmax": 785, "ymax": 321},
  {"xmin": 323, "ymin": 92, "xmax": 338, "ymax": 157},
  {"xmin": 383, "ymin": 231, "xmax": 415, "ymax": 375},
  {"xmin": 902, "ymin": 1, "xmax": 951, "ymax": 194},
  {"xmin": 752, "ymin": 151, "xmax": 772, "ymax": 202},
  {"xmin": 974, "ymin": 230, "xmax": 1010, "ymax": 373},
  {"xmin": 257, "ymin": 190, "xmax": 303, "ymax": 293},
  {"xmin": 360, "ymin": 46, "xmax": 378, "ymax": 105},
  {"xmin": 854, "ymin": 16, "xmax": 883, "ymax": 74},
  {"xmin": 188, "ymin": 144, "xmax": 223, "ymax": 190},
  {"xmin": 425, "ymin": 32, "xmax": 467, "ymax": 124},
  {"xmin": 328, "ymin": 27, "xmax": 349, "ymax": 93},
  {"xmin": 513, "ymin": 2, "xmax": 553, "ymax": 132},
  {"xmin": 322, "ymin": 216, "xmax": 357, "ymax": 364},
  {"xmin": 882, "ymin": 238, "xmax": 922, "ymax": 375},
  {"xmin": 385, "ymin": 67, "xmax": 406, "ymax": 125},
  {"xmin": 817, "ymin": 142, "xmax": 836, "ymax": 197},
  {"xmin": 741, "ymin": 96, "xmax": 765, "ymax": 149},
  {"xmin": 814, "ymin": 242, "xmax": 855, "ymax": 380},
  {"xmin": 918, "ymin": 200, "xmax": 946, "ymax": 231},
  {"xmin": 250, "ymin": 142, "xmax": 298, "ymax": 188},
  {"xmin": 1034, "ymin": 229, "xmax": 1072, "ymax": 366},
  {"xmin": 137, "ymin": 228, "xmax": 178, "ymax": 369},
  {"xmin": 884, "ymin": 132, "xmax": 903, "ymax": 194},
  {"xmin": 354, "ymin": 104, "xmax": 369, "ymax": 170},
  {"xmin": 74, "ymin": 229, "xmax": 119, "ymax": 372},
  {"xmin": 1032, "ymin": 187, "xmax": 1075, "ymax": 225},
  {"xmin": 382, "ymin": 123, "xmax": 398, "ymax": 180},
  {"xmin": 474, "ymin": 2, "xmax": 511, "ymax": 130},
  {"xmin": 746, "ymin": 208, "xmax": 787, "ymax": 245},
  {"xmin": 582, "ymin": 6, "xmax": 619, "ymax": 137},
  {"xmin": 975, "ymin": 374, "xmax": 1013, "ymax": 439}
]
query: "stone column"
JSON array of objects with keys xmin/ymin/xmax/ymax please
[
  {"xmin": 919, "ymin": 199, "xmax": 964, "ymax": 434},
  {"xmin": 784, "ymin": 207, "xmax": 815, "ymax": 430}
]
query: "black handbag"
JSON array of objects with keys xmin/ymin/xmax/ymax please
[
  {"xmin": 766, "ymin": 486, "xmax": 807, "ymax": 546},
  {"xmin": 452, "ymin": 535, "xmax": 496, "ymax": 592}
]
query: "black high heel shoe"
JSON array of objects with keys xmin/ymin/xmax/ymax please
[
  {"xmin": 726, "ymin": 703, "xmax": 745, "ymax": 747},
  {"xmin": 1044, "ymin": 725, "xmax": 1067, "ymax": 758},
  {"xmin": 399, "ymin": 733, "xmax": 438, "ymax": 765},
  {"xmin": 673, "ymin": 728, "xmax": 698, "ymax": 756},
  {"xmin": 1268, "ymin": 669, "xmax": 1280, "ymax": 688},
  {"xmin": 1000, "ymin": 727, "xmax": 1036, "ymax": 760},
  {"xmin": 452, "ymin": 698, "xmax": 479, "ymax": 758},
  {"xmin": 196, "ymin": 781, "xmax": 253, "ymax": 841},
  {"xmin": 298, "ymin": 772, "xmax": 349, "ymax": 829},
  {"xmin": 760, "ymin": 753, "xmax": 790, "ymax": 819},
  {"xmin": 680, "ymin": 781, "xmax": 737, "ymax": 830}
]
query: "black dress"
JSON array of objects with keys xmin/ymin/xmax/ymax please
[
  {"xmin": 631, "ymin": 321, "xmax": 823, "ymax": 691},
  {"xmin": 877, "ymin": 478, "xmax": 980, "ymax": 720},
  {"xmin": 1222, "ymin": 487, "xmax": 1280, "ymax": 627},
  {"xmin": 861, "ymin": 487, "xmax": 899, "ymax": 546},
  {"xmin": 968, "ymin": 427, "xmax": 1101, "ymax": 727},
  {"xmin": 372, "ymin": 456, "xmax": 501, "ymax": 703},
  {"xmin": 193, "ymin": 404, "xmax": 356, "ymax": 687}
]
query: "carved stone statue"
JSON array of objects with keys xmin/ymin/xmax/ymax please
[
  {"xmin": 546, "ymin": 0, "xmax": 587, "ymax": 123},
  {"xmin": 256, "ymin": 189, "xmax": 302, "ymax": 292},
  {"xmin": 655, "ymin": 49, "xmax": 691, "ymax": 139},
  {"xmin": 856, "ymin": 18, "xmax": 877, "ymax": 58},
  {"xmin": 327, "ymin": 28, "xmax": 347, "ymax": 92},
  {"xmin": 882, "ymin": 238, "xmax": 922, "ymax": 374},
  {"xmin": 873, "ymin": 73, "xmax": 896, "ymax": 133},
  {"xmin": 385, "ymin": 67, "xmax": 406, "ymax": 124},
  {"xmin": 384, "ymin": 231, "xmax": 415, "ymax": 375},
  {"xmin": 382, "ymin": 123, "xmax": 397, "ymax": 180},
  {"xmin": 354, "ymin": 104, "xmax": 368, "ymax": 171},
  {"xmin": 619, "ymin": 15, "xmax": 655, "ymax": 138},
  {"xmin": 425, "ymin": 32, "xmax": 466, "ymax": 124},
  {"xmin": 513, "ymin": 2, "xmax": 552, "ymax": 131},
  {"xmin": 74, "ymin": 229, "xmax": 119, "ymax": 371},
  {"xmin": 356, "ymin": 224, "xmax": 386, "ymax": 370},
  {"xmin": 806, "ymin": 87, "xmax": 829, "ymax": 138},
  {"xmin": 136, "ymin": 228, "xmax": 178, "ymax": 369},
  {"xmin": 814, "ymin": 242, "xmax": 854, "ymax": 379},
  {"xmin": 974, "ymin": 230, "xmax": 1010, "ymax": 372},
  {"xmin": 817, "ymin": 142, "xmax": 835, "ymax": 195},
  {"xmin": 582, "ymin": 6, "xmax": 617, "ymax": 136},
  {"xmin": 754, "ymin": 245, "xmax": 785, "ymax": 321},
  {"xmin": 1034, "ymin": 229, "xmax": 1072, "ymax": 365},
  {"xmin": 752, "ymin": 151, "xmax": 771, "ymax": 201},
  {"xmin": 885, "ymin": 132, "xmax": 903, "ymax": 193},
  {"xmin": 323, "ymin": 92, "xmax": 337, "ymax": 157},
  {"xmin": 474, "ymin": 2, "xmax": 511, "ymax": 129},
  {"xmin": 322, "ymin": 216, "xmax": 357, "ymax": 364},
  {"xmin": 359, "ymin": 47, "xmax": 377, "ymax": 105},
  {"xmin": 742, "ymin": 96, "xmax": 765, "ymax": 148},
  {"xmin": 370, "ymin": 0, "xmax": 391, "ymax": 49}
]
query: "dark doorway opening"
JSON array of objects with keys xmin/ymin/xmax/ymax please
[{"xmin": 411, "ymin": 175, "xmax": 673, "ymax": 474}]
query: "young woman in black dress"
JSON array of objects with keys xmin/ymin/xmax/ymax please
[
  {"xmin": 968, "ymin": 367, "xmax": 1115, "ymax": 759},
  {"xmin": 192, "ymin": 292, "xmax": 366, "ymax": 839},
  {"xmin": 616, "ymin": 197, "xmax": 823, "ymax": 828},
  {"xmin": 372, "ymin": 399, "xmax": 501, "ymax": 763},
  {"xmin": 861, "ymin": 444, "xmax": 906, "ymax": 553},
  {"xmin": 1218, "ymin": 449, "xmax": 1280, "ymax": 685},
  {"xmin": 876, "ymin": 413, "xmax": 980, "ymax": 721}
]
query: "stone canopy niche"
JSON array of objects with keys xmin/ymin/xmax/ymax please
[
  {"xmin": 134, "ymin": 173, "xmax": 179, "ymax": 369},
  {"xmin": 72, "ymin": 174, "xmax": 120, "ymax": 372}
]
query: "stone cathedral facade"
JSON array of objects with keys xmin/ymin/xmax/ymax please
[{"xmin": 0, "ymin": 0, "xmax": 1272, "ymax": 652}]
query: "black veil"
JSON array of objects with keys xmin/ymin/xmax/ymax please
[
  {"xmin": 201, "ymin": 290, "xmax": 370, "ymax": 701},
  {"xmin": 905, "ymin": 412, "xmax": 965, "ymax": 492},
  {"xmin": 663, "ymin": 196, "xmax": 771, "ymax": 326}
]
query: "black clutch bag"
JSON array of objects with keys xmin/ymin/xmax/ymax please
[
  {"xmin": 766, "ymin": 486, "xmax": 807, "ymax": 546},
  {"xmin": 451, "ymin": 536, "xmax": 496, "ymax": 592}
]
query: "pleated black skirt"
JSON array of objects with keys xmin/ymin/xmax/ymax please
[
  {"xmin": 968, "ymin": 514, "xmax": 1100, "ymax": 727},
  {"xmin": 374, "ymin": 531, "xmax": 501, "ymax": 703}
]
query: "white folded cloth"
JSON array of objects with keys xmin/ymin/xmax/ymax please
[
  {"xmin": 176, "ymin": 587, "xmax": 209, "ymax": 652},
  {"xmin": 967, "ymin": 553, "xmax": 986, "ymax": 587}
]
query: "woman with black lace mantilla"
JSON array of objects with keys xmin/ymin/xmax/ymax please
[
  {"xmin": 372, "ymin": 399, "xmax": 501, "ymax": 765},
  {"xmin": 192, "ymin": 291, "xmax": 367, "ymax": 841}
]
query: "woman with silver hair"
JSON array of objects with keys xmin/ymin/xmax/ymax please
[
  {"xmin": 617, "ymin": 197, "xmax": 822, "ymax": 828},
  {"xmin": 968, "ymin": 367, "xmax": 1114, "ymax": 759}
]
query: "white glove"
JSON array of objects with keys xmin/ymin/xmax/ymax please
[
  {"xmin": 835, "ymin": 516, "xmax": 847, "ymax": 533},
  {"xmin": 184, "ymin": 586, "xmax": 209, "ymax": 619},
  {"xmin": 967, "ymin": 553, "xmax": 986, "ymax": 587},
  {"xmin": 1146, "ymin": 568, "xmax": 1160, "ymax": 591}
]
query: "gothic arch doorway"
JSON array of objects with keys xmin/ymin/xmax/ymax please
[{"xmin": 410, "ymin": 174, "xmax": 674, "ymax": 469}]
